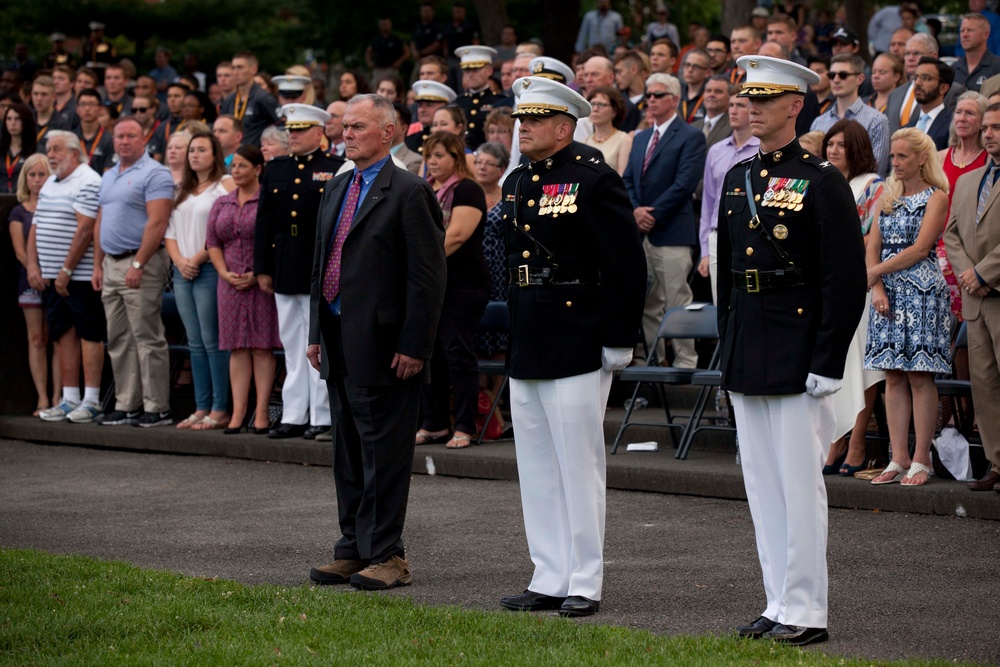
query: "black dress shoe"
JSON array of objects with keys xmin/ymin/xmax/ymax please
[
  {"xmin": 267, "ymin": 423, "xmax": 308, "ymax": 439},
  {"xmin": 222, "ymin": 425, "xmax": 245, "ymax": 435},
  {"xmin": 968, "ymin": 470, "xmax": 1000, "ymax": 491},
  {"xmin": 763, "ymin": 624, "xmax": 829, "ymax": 646},
  {"xmin": 302, "ymin": 425, "xmax": 331, "ymax": 440},
  {"xmin": 736, "ymin": 615, "xmax": 778, "ymax": 638},
  {"xmin": 558, "ymin": 595, "xmax": 600, "ymax": 617},
  {"xmin": 499, "ymin": 590, "xmax": 566, "ymax": 612}
]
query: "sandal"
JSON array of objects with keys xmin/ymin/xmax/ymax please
[
  {"xmin": 871, "ymin": 461, "xmax": 909, "ymax": 485},
  {"xmin": 902, "ymin": 461, "xmax": 932, "ymax": 487},
  {"xmin": 33, "ymin": 405, "xmax": 48, "ymax": 417},
  {"xmin": 192, "ymin": 416, "xmax": 227, "ymax": 431},
  {"xmin": 177, "ymin": 413, "xmax": 205, "ymax": 429},
  {"xmin": 446, "ymin": 433, "xmax": 473, "ymax": 449},
  {"xmin": 415, "ymin": 429, "xmax": 450, "ymax": 445}
]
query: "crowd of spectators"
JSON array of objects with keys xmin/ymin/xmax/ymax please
[{"xmin": 3, "ymin": 2, "xmax": 999, "ymax": 484}]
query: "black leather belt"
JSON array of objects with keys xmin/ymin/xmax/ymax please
[
  {"xmin": 732, "ymin": 268, "xmax": 805, "ymax": 293},
  {"xmin": 509, "ymin": 265, "xmax": 600, "ymax": 287},
  {"xmin": 107, "ymin": 249, "xmax": 140, "ymax": 260}
]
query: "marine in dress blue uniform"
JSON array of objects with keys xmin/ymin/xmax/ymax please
[
  {"xmin": 498, "ymin": 77, "xmax": 646, "ymax": 618},
  {"xmin": 716, "ymin": 56, "xmax": 866, "ymax": 645},
  {"xmin": 453, "ymin": 45, "xmax": 500, "ymax": 150},
  {"xmin": 254, "ymin": 104, "xmax": 345, "ymax": 439}
]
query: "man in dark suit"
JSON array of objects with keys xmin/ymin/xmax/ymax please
[
  {"xmin": 717, "ymin": 56, "xmax": 866, "ymax": 646},
  {"xmin": 307, "ymin": 94, "xmax": 446, "ymax": 590},
  {"xmin": 886, "ymin": 33, "xmax": 966, "ymax": 134},
  {"xmin": 622, "ymin": 72, "xmax": 707, "ymax": 368},
  {"xmin": 909, "ymin": 57, "xmax": 955, "ymax": 150},
  {"xmin": 498, "ymin": 76, "xmax": 646, "ymax": 618},
  {"xmin": 691, "ymin": 75, "xmax": 732, "ymax": 148},
  {"xmin": 254, "ymin": 104, "xmax": 345, "ymax": 440}
]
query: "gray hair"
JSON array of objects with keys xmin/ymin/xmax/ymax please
[
  {"xmin": 346, "ymin": 93, "xmax": 397, "ymax": 130},
  {"xmin": 908, "ymin": 32, "xmax": 939, "ymax": 56},
  {"xmin": 948, "ymin": 90, "xmax": 990, "ymax": 148},
  {"xmin": 261, "ymin": 125, "xmax": 290, "ymax": 148},
  {"xmin": 644, "ymin": 73, "xmax": 681, "ymax": 97},
  {"xmin": 45, "ymin": 130, "xmax": 86, "ymax": 163},
  {"xmin": 476, "ymin": 141, "xmax": 511, "ymax": 172}
]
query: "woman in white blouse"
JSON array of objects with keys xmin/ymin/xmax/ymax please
[{"xmin": 164, "ymin": 130, "xmax": 235, "ymax": 430}]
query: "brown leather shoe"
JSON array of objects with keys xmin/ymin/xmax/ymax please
[
  {"xmin": 968, "ymin": 470, "xmax": 1000, "ymax": 491},
  {"xmin": 350, "ymin": 555, "xmax": 412, "ymax": 590},
  {"xmin": 309, "ymin": 559, "xmax": 368, "ymax": 585}
]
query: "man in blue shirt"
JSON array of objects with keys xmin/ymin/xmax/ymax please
[{"xmin": 92, "ymin": 117, "xmax": 176, "ymax": 427}]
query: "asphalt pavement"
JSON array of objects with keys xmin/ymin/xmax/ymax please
[{"xmin": 1, "ymin": 439, "xmax": 997, "ymax": 664}]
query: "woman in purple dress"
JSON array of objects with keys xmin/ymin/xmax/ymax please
[{"xmin": 206, "ymin": 145, "xmax": 281, "ymax": 434}]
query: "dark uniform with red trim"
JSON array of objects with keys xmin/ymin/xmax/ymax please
[
  {"xmin": 716, "ymin": 139, "xmax": 866, "ymax": 395},
  {"xmin": 254, "ymin": 150, "xmax": 345, "ymax": 295}
]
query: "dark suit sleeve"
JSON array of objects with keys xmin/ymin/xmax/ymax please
[
  {"xmin": 591, "ymin": 170, "xmax": 647, "ymax": 346},
  {"xmin": 254, "ymin": 167, "xmax": 276, "ymax": 277},
  {"xmin": 650, "ymin": 129, "xmax": 706, "ymax": 224},
  {"xmin": 397, "ymin": 180, "xmax": 447, "ymax": 360},
  {"xmin": 309, "ymin": 185, "xmax": 335, "ymax": 349},
  {"xmin": 716, "ymin": 177, "xmax": 734, "ymax": 346},
  {"xmin": 812, "ymin": 168, "xmax": 867, "ymax": 379},
  {"xmin": 622, "ymin": 140, "xmax": 639, "ymax": 206}
]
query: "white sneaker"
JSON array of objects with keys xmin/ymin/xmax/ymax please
[
  {"xmin": 39, "ymin": 400, "xmax": 80, "ymax": 422},
  {"xmin": 67, "ymin": 403, "xmax": 102, "ymax": 424}
]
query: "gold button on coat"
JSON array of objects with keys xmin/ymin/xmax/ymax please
[
  {"xmin": 522, "ymin": 250, "xmax": 530, "ymax": 258},
  {"xmin": 746, "ymin": 247, "xmax": 754, "ymax": 256},
  {"xmin": 298, "ymin": 164, "xmax": 305, "ymax": 170},
  {"xmin": 760, "ymin": 169, "xmax": 768, "ymax": 177},
  {"xmin": 565, "ymin": 301, "xmax": 572, "ymax": 307},
  {"xmin": 295, "ymin": 178, "xmax": 301, "ymax": 184},
  {"xmin": 797, "ymin": 308, "xmax": 804, "ymax": 315},
  {"xmin": 291, "ymin": 211, "xmax": 297, "ymax": 217},
  {"xmin": 527, "ymin": 200, "xmax": 535, "ymax": 207},
  {"xmin": 532, "ymin": 175, "xmax": 539, "ymax": 182},
  {"xmin": 523, "ymin": 224, "xmax": 530, "ymax": 231},
  {"xmin": 292, "ymin": 194, "xmax": 299, "ymax": 200}
]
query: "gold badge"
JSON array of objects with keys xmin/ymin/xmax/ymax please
[
  {"xmin": 749, "ymin": 59, "xmax": 759, "ymax": 68},
  {"xmin": 522, "ymin": 79, "xmax": 531, "ymax": 90},
  {"xmin": 773, "ymin": 224, "xmax": 788, "ymax": 240}
]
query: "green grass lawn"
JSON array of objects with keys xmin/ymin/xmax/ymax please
[{"xmin": 0, "ymin": 548, "xmax": 960, "ymax": 666}]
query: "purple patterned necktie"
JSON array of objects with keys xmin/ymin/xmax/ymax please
[
  {"xmin": 642, "ymin": 127, "xmax": 660, "ymax": 175},
  {"xmin": 322, "ymin": 172, "xmax": 363, "ymax": 302}
]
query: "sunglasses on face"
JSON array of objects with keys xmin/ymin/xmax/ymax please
[
  {"xmin": 131, "ymin": 107, "xmax": 150, "ymax": 113},
  {"xmin": 829, "ymin": 71, "xmax": 859, "ymax": 80},
  {"xmin": 647, "ymin": 91, "xmax": 672, "ymax": 99}
]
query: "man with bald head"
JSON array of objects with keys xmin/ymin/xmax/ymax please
[
  {"xmin": 325, "ymin": 101, "xmax": 348, "ymax": 156},
  {"xmin": 578, "ymin": 55, "xmax": 635, "ymax": 140}
]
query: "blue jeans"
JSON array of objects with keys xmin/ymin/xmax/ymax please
[{"xmin": 172, "ymin": 264, "xmax": 229, "ymax": 412}]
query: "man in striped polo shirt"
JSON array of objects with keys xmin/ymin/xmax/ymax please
[{"xmin": 26, "ymin": 130, "xmax": 105, "ymax": 423}]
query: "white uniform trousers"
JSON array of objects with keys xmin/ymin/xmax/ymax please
[
  {"xmin": 274, "ymin": 293, "xmax": 331, "ymax": 427},
  {"xmin": 731, "ymin": 392, "xmax": 835, "ymax": 629},
  {"xmin": 509, "ymin": 368, "xmax": 612, "ymax": 601}
]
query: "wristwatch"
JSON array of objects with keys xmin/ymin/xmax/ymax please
[
  {"xmin": 60, "ymin": 266, "xmax": 73, "ymax": 277},
  {"xmin": 131, "ymin": 260, "xmax": 144, "ymax": 270}
]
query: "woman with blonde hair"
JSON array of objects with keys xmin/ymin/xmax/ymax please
[
  {"xmin": 285, "ymin": 65, "xmax": 317, "ymax": 106},
  {"xmin": 865, "ymin": 128, "xmax": 952, "ymax": 486},
  {"xmin": 7, "ymin": 153, "xmax": 60, "ymax": 414}
]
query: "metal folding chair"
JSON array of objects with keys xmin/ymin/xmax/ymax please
[{"xmin": 610, "ymin": 303, "xmax": 718, "ymax": 454}]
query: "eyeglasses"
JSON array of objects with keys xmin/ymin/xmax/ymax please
[
  {"xmin": 590, "ymin": 101, "xmax": 611, "ymax": 109},
  {"xmin": 914, "ymin": 74, "xmax": 940, "ymax": 83},
  {"xmin": 647, "ymin": 91, "xmax": 673, "ymax": 99},
  {"xmin": 829, "ymin": 71, "xmax": 860, "ymax": 80},
  {"xmin": 131, "ymin": 106, "xmax": 150, "ymax": 113}
]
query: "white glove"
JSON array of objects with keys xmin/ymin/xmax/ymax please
[
  {"xmin": 805, "ymin": 373, "xmax": 842, "ymax": 398},
  {"xmin": 602, "ymin": 347, "xmax": 633, "ymax": 372}
]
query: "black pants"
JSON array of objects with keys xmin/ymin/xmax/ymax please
[
  {"xmin": 420, "ymin": 290, "xmax": 487, "ymax": 435},
  {"xmin": 321, "ymin": 312, "xmax": 420, "ymax": 564}
]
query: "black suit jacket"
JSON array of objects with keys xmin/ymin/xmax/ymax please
[
  {"xmin": 907, "ymin": 105, "xmax": 953, "ymax": 151},
  {"xmin": 309, "ymin": 159, "xmax": 447, "ymax": 388}
]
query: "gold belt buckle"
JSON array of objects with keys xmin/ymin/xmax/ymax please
[
  {"xmin": 746, "ymin": 269, "xmax": 760, "ymax": 294},
  {"xmin": 518, "ymin": 264, "xmax": 530, "ymax": 287}
]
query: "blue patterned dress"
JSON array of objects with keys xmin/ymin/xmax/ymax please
[
  {"xmin": 864, "ymin": 188, "xmax": 952, "ymax": 373},
  {"xmin": 477, "ymin": 200, "xmax": 508, "ymax": 355}
]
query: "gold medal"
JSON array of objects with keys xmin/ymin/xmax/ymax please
[
  {"xmin": 794, "ymin": 203, "xmax": 803, "ymax": 211},
  {"xmin": 558, "ymin": 205, "xmax": 569, "ymax": 214},
  {"xmin": 773, "ymin": 224, "xmax": 788, "ymax": 240},
  {"xmin": 774, "ymin": 189, "xmax": 786, "ymax": 202},
  {"xmin": 568, "ymin": 204, "xmax": 578, "ymax": 213}
]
